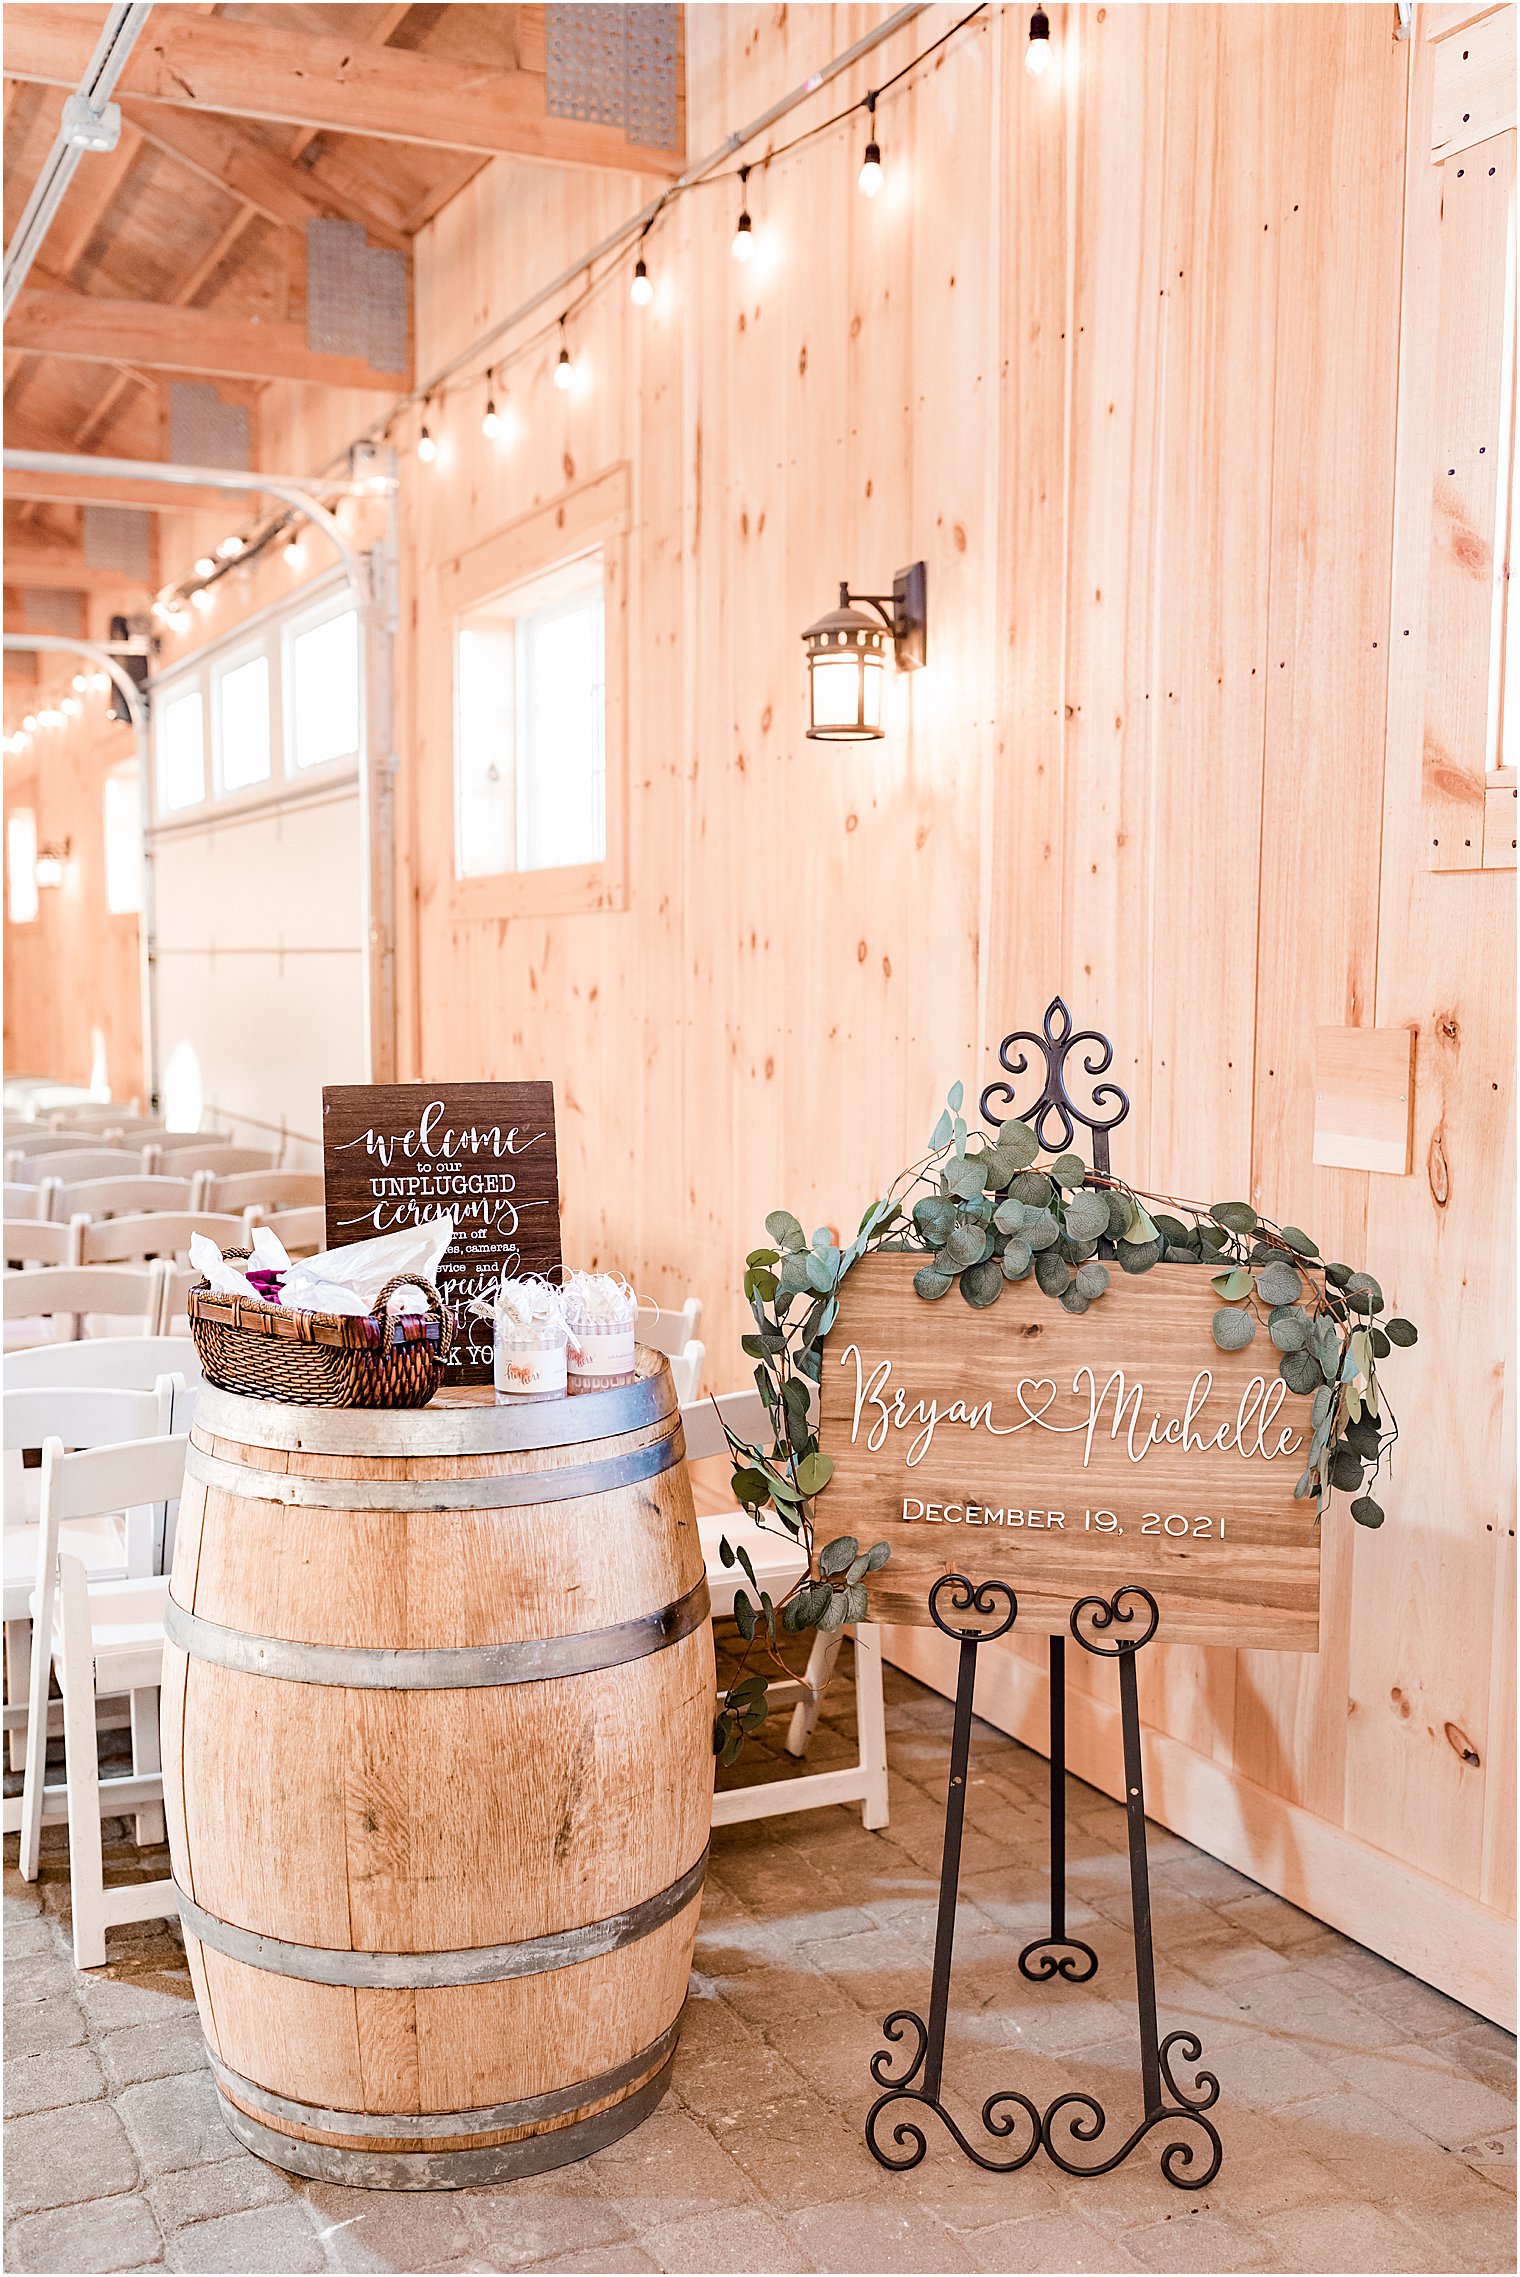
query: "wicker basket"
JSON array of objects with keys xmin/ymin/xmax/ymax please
[{"xmin": 187, "ymin": 1252, "xmax": 452, "ymax": 1409}]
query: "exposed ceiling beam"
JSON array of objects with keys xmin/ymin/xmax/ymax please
[
  {"xmin": 5, "ymin": 5, "xmax": 685, "ymax": 173},
  {"xmin": 3, "ymin": 465, "xmax": 246, "ymax": 513},
  {"xmin": 8, "ymin": 290, "xmax": 405, "ymax": 391},
  {"xmin": 3, "ymin": 541, "xmax": 149, "ymax": 591},
  {"xmin": 75, "ymin": 206, "xmax": 258, "ymax": 453},
  {"xmin": 122, "ymin": 99, "xmax": 409, "ymax": 249}
]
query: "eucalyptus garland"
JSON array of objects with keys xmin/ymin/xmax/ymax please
[{"xmin": 712, "ymin": 1082, "xmax": 1417, "ymax": 1762}]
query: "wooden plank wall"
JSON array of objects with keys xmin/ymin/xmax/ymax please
[
  {"xmin": 3, "ymin": 3, "xmax": 1511, "ymax": 2019},
  {"xmin": 2, "ymin": 664, "xmax": 141, "ymax": 1095},
  {"xmin": 392, "ymin": 1, "xmax": 1515, "ymax": 2018}
]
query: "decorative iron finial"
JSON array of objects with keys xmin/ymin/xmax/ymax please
[{"xmin": 979, "ymin": 996, "xmax": 1131, "ymax": 1175}]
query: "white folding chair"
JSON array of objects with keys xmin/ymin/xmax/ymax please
[
  {"xmin": 19, "ymin": 1433, "xmax": 184, "ymax": 1966},
  {"xmin": 3, "ymin": 1262, "xmax": 168, "ymax": 1347},
  {"xmin": 3, "ymin": 1385, "xmax": 177, "ymax": 1827},
  {"xmin": 23, "ymin": 1149, "xmax": 146, "ymax": 1193},
  {"xmin": 45, "ymin": 1174, "xmax": 197, "ymax": 1222},
  {"xmin": 640, "ymin": 1298, "xmax": 705, "ymax": 1403},
  {"xmin": 241, "ymin": 1203, "xmax": 325, "ymax": 1257},
  {"xmin": 4, "ymin": 1129, "xmax": 108, "ymax": 1164},
  {"xmin": 682, "ymin": 1389, "xmax": 889, "ymax": 1831},
  {"xmin": 206, "ymin": 1169, "xmax": 324, "ymax": 1214},
  {"xmin": 157, "ymin": 1263, "xmax": 197, "ymax": 1336},
  {"xmin": 6, "ymin": 1335, "xmax": 205, "ymax": 1405},
  {"xmin": 4, "ymin": 1220, "xmax": 79, "ymax": 1269},
  {"xmin": 75, "ymin": 1211, "xmax": 243, "ymax": 1267},
  {"xmin": 3, "ymin": 1183, "xmax": 43, "ymax": 1220},
  {"xmin": 145, "ymin": 1144, "xmax": 272, "ymax": 1179},
  {"xmin": 145, "ymin": 1127, "xmax": 230, "ymax": 1154}
]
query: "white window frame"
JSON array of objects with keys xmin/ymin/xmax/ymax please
[
  {"xmin": 282, "ymin": 584, "xmax": 364, "ymax": 779},
  {"xmin": 150, "ymin": 570, "xmax": 361, "ymax": 825},
  {"xmin": 210, "ymin": 638, "xmax": 275, "ymax": 799},
  {"xmin": 437, "ymin": 466, "xmax": 629, "ymax": 921},
  {"xmin": 156, "ymin": 683, "xmax": 208, "ymax": 817}
]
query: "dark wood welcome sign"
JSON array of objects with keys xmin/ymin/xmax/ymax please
[
  {"xmin": 323, "ymin": 1083, "xmax": 562, "ymax": 1383},
  {"xmin": 819, "ymin": 1254, "xmax": 1319, "ymax": 1650}
]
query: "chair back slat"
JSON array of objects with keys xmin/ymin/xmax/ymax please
[
  {"xmin": 48, "ymin": 1175, "xmax": 197, "ymax": 1221},
  {"xmin": 4, "ymin": 1335, "xmax": 204, "ymax": 1394},
  {"xmin": 637, "ymin": 1299, "xmax": 703, "ymax": 1357},
  {"xmin": 146, "ymin": 1145, "xmax": 274, "ymax": 1179},
  {"xmin": 3, "ymin": 1220, "xmax": 77, "ymax": 1269},
  {"xmin": 4, "ymin": 1383, "xmax": 172, "ymax": 1455},
  {"xmin": 49, "ymin": 1432, "xmax": 188, "ymax": 1523},
  {"xmin": 242, "ymin": 1204, "xmax": 325, "ymax": 1257},
  {"xmin": 2, "ymin": 1183, "xmax": 42, "ymax": 1221},
  {"xmin": 28, "ymin": 1150, "xmax": 147, "ymax": 1197},
  {"xmin": 76, "ymin": 1212, "xmax": 243, "ymax": 1267},
  {"xmin": 209, "ymin": 1170, "xmax": 324, "ymax": 1213},
  {"xmin": 2, "ymin": 1262, "xmax": 165, "ymax": 1339}
]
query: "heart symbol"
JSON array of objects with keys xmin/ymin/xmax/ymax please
[{"xmin": 1016, "ymin": 1378, "xmax": 1059, "ymax": 1427}]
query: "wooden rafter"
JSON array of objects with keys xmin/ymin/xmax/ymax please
[
  {"xmin": 5, "ymin": 5, "xmax": 685, "ymax": 173},
  {"xmin": 2, "ymin": 541, "xmax": 149, "ymax": 592},
  {"xmin": 121, "ymin": 100, "xmax": 409, "ymax": 249},
  {"xmin": 75, "ymin": 208, "xmax": 258, "ymax": 453},
  {"xmin": 3, "ymin": 466, "xmax": 252, "ymax": 514},
  {"xmin": 8, "ymin": 291, "xmax": 405, "ymax": 391}
]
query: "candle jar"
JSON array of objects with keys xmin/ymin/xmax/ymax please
[
  {"xmin": 492, "ymin": 1317, "xmax": 569, "ymax": 1400},
  {"xmin": 564, "ymin": 1273, "xmax": 639, "ymax": 1391}
]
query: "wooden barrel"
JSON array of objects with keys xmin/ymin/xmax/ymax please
[{"xmin": 160, "ymin": 1356, "xmax": 714, "ymax": 2189}]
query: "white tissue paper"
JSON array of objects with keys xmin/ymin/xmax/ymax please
[
  {"xmin": 279, "ymin": 1213, "xmax": 454, "ymax": 1318},
  {"xmin": 188, "ymin": 1232, "xmax": 262, "ymax": 1302}
]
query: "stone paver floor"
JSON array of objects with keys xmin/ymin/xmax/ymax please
[{"xmin": 4, "ymin": 1656, "xmax": 1515, "ymax": 2275}]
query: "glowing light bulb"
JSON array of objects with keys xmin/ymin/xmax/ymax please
[
  {"xmin": 283, "ymin": 535, "xmax": 303, "ymax": 565},
  {"xmin": 630, "ymin": 257, "xmax": 653, "ymax": 307},
  {"xmin": 194, "ymin": 554, "xmax": 215, "ymax": 578},
  {"xmin": 554, "ymin": 346, "xmax": 574, "ymax": 392},
  {"xmin": 417, "ymin": 424, "xmax": 437, "ymax": 462},
  {"xmin": 91, "ymin": 671, "xmax": 110, "ymax": 693},
  {"xmin": 482, "ymin": 398, "xmax": 501, "ymax": 439},
  {"xmin": 166, "ymin": 604, "xmax": 189, "ymax": 630},
  {"xmin": 39, "ymin": 708, "xmax": 65, "ymax": 728},
  {"xmin": 23, "ymin": 715, "xmax": 38, "ymax": 733},
  {"xmin": 61, "ymin": 695, "xmax": 81, "ymax": 717},
  {"xmin": 192, "ymin": 584, "xmax": 215, "ymax": 610},
  {"xmin": 1025, "ymin": 9, "xmax": 1052, "ymax": 74},
  {"xmin": 858, "ymin": 141, "xmax": 883, "ymax": 197},
  {"xmin": 216, "ymin": 534, "xmax": 245, "ymax": 560},
  {"xmin": 731, "ymin": 211, "xmax": 754, "ymax": 262},
  {"xmin": 71, "ymin": 672, "xmax": 88, "ymax": 694}
]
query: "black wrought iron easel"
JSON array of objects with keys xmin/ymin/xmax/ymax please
[{"xmin": 864, "ymin": 999, "xmax": 1223, "ymax": 2189}]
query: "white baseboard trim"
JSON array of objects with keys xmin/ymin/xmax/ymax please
[{"xmin": 882, "ymin": 1625, "xmax": 1516, "ymax": 2031}]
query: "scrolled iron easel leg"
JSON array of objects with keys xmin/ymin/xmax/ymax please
[
  {"xmin": 1039, "ymin": 1588, "xmax": 1222, "ymax": 2189},
  {"xmin": 865, "ymin": 1575, "xmax": 1041, "ymax": 2174},
  {"xmin": 1019, "ymin": 1633, "xmax": 1099, "ymax": 1985}
]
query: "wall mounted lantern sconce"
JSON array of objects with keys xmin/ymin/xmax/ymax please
[
  {"xmin": 802, "ymin": 563, "xmax": 927, "ymax": 741},
  {"xmin": 34, "ymin": 838, "xmax": 70, "ymax": 890}
]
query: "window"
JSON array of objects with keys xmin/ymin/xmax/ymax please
[
  {"xmin": 454, "ymin": 553, "xmax": 606, "ymax": 881},
  {"xmin": 7, "ymin": 808, "xmax": 38, "ymax": 924},
  {"xmin": 216, "ymin": 652, "xmax": 271, "ymax": 792},
  {"xmin": 158, "ymin": 687, "xmax": 205, "ymax": 811},
  {"xmin": 286, "ymin": 603, "xmax": 360, "ymax": 770},
  {"xmin": 103, "ymin": 764, "xmax": 142, "ymax": 915}
]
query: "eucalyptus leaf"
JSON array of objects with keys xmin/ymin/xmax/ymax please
[
  {"xmin": 1001, "ymin": 1240, "xmax": 1034, "ymax": 1281},
  {"xmin": 930, "ymin": 1109, "xmax": 953, "ymax": 1150},
  {"xmin": 1117, "ymin": 1238, "xmax": 1163, "ymax": 1273},
  {"xmin": 1011, "ymin": 1172, "xmax": 1054, "ymax": 1207},
  {"xmin": 1107, "ymin": 1191, "xmax": 1138, "ymax": 1238},
  {"xmin": 1257, "ymin": 1262, "xmax": 1303, "ymax": 1307},
  {"xmin": 1153, "ymin": 1214, "xmax": 1192, "ymax": 1244},
  {"xmin": 1385, "ymin": 1317, "xmax": 1418, "ymax": 1347},
  {"xmin": 1035, "ymin": 1250, "xmax": 1072, "ymax": 1297},
  {"xmin": 733, "ymin": 1589, "xmax": 756, "ymax": 1640},
  {"xmin": 1282, "ymin": 1350, "xmax": 1322, "ymax": 1395},
  {"xmin": 1350, "ymin": 1496, "xmax": 1385, "ymax": 1528},
  {"xmin": 765, "ymin": 1210, "xmax": 806, "ymax": 1249},
  {"xmin": 846, "ymin": 1582, "xmax": 870, "ymax": 1623},
  {"xmin": 1269, "ymin": 1308, "xmax": 1310, "ymax": 1352},
  {"xmin": 818, "ymin": 1534, "xmax": 857, "ymax": 1576},
  {"xmin": 944, "ymin": 1218, "xmax": 988, "ymax": 1268},
  {"xmin": 1281, "ymin": 1226, "xmax": 1320, "ymax": 1258},
  {"xmin": 1211, "ymin": 1268, "xmax": 1253, "ymax": 1302},
  {"xmin": 1212, "ymin": 1307, "xmax": 1257, "ymax": 1351},
  {"xmin": 1063, "ymin": 1191, "xmax": 1111, "ymax": 1243},
  {"xmin": 993, "ymin": 1120, "xmax": 1040, "ymax": 1171},
  {"xmin": 817, "ymin": 1589, "xmax": 848, "ymax": 1633},
  {"xmin": 1059, "ymin": 1286, "xmax": 1091, "ymax": 1314},
  {"xmin": 865, "ymin": 1540, "xmax": 892, "ymax": 1571},
  {"xmin": 914, "ymin": 1264, "xmax": 954, "ymax": 1301},
  {"xmin": 961, "ymin": 1258, "xmax": 1004, "ymax": 1307},
  {"xmin": 1329, "ymin": 1448, "xmax": 1364, "ymax": 1493},
  {"xmin": 992, "ymin": 1197, "xmax": 1027, "ymax": 1234},
  {"xmin": 1074, "ymin": 1261, "xmax": 1110, "ymax": 1300},
  {"xmin": 1051, "ymin": 1152, "xmax": 1087, "ymax": 1189},
  {"xmin": 796, "ymin": 1451, "xmax": 834, "ymax": 1497},
  {"xmin": 1024, "ymin": 1210, "xmax": 1060, "ymax": 1252},
  {"xmin": 1213, "ymin": 1201, "xmax": 1259, "ymax": 1235}
]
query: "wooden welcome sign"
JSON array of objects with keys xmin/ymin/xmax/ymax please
[
  {"xmin": 323, "ymin": 1082, "xmax": 562, "ymax": 1383},
  {"xmin": 819, "ymin": 1253, "xmax": 1319, "ymax": 1650}
]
